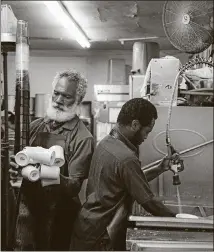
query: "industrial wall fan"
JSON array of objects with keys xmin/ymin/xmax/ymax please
[{"xmin": 162, "ymin": 1, "xmax": 213, "ymax": 54}]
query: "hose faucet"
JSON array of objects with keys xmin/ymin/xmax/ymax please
[
  {"xmin": 167, "ymin": 144, "xmax": 184, "ymax": 185},
  {"xmin": 170, "ymin": 162, "xmax": 184, "ymax": 185}
]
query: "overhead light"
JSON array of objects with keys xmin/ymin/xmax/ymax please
[{"xmin": 43, "ymin": 1, "xmax": 90, "ymax": 48}]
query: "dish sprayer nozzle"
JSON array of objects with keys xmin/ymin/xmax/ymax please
[{"xmin": 173, "ymin": 174, "xmax": 181, "ymax": 185}]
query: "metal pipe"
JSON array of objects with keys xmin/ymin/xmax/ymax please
[
  {"xmin": 180, "ymin": 91, "xmax": 213, "ymax": 96},
  {"xmin": 158, "ymin": 174, "xmax": 164, "ymax": 197},
  {"xmin": 142, "ymin": 139, "xmax": 214, "ymax": 170},
  {"xmin": 132, "ymin": 42, "xmax": 160, "ymax": 74},
  {"xmin": 11, "ymin": 20, "xmax": 31, "ymax": 249},
  {"xmin": 188, "ymin": 88, "xmax": 213, "ymax": 92},
  {"xmin": 2, "ymin": 51, "xmax": 10, "ymax": 249},
  {"xmin": 14, "ymin": 20, "xmax": 30, "ymax": 153}
]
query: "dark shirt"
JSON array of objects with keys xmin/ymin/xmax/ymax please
[
  {"xmin": 30, "ymin": 115, "xmax": 94, "ymax": 181},
  {"xmin": 16, "ymin": 115, "xmax": 94, "ymax": 250},
  {"xmin": 70, "ymin": 126, "xmax": 154, "ymax": 250}
]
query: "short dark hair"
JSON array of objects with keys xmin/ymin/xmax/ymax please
[{"xmin": 117, "ymin": 98, "xmax": 158, "ymax": 127}]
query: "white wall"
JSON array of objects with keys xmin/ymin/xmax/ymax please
[
  {"xmin": 7, "ymin": 50, "xmax": 132, "ymax": 101},
  {"xmin": 7, "ymin": 49, "xmax": 188, "ymax": 101}
]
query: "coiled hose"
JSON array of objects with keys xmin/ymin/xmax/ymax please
[{"xmin": 166, "ymin": 57, "xmax": 214, "ymax": 156}]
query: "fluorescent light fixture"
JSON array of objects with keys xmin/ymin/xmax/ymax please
[{"xmin": 43, "ymin": 1, "xmax": 90, "ymax": 48}]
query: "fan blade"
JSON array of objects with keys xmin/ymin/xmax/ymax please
[{"xmin": 162, "ymin": 0, "xmax": 213, "ymax": 53}]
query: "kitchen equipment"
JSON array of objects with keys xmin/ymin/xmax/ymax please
[
  {"xmin": 1, "ymin": 4, "xmax": 17, "ymax": 43},
  {"xmin": 108, "ymin": 59, "xmax": 126, "ymax": 85},
  {"xmin": 128, "ymin": 215, "xmax": 213, "ymax": 251},
  {"xmin": 78, "ymin": 101, "xmax": 93, "ymax": 134},
  {"xmin": 94, "ymin": 85, "xmax": 129, "ymax": 102},
  {"xmin": 150, "ymin": 58, "xmax": 180, "ymax": 106},
  {"xmin": 129, "ymin": 75, "xmax": 145, "ymax": 99}
]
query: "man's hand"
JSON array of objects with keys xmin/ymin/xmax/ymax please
[
  {"xmin": 159, "ymin": 153, "xmax": 181, "ymax": 172},
  {"xmin": 144, "ymin": 152, "xmax": 183, "ymax": 182},
  {"xmin": 9, "ymin": 155, "xmax": 22, "ymax": 188}
]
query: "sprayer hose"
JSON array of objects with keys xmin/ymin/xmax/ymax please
[{"xmin": 166, "ymin": 58, "xmax": 214, "ymax": 150}]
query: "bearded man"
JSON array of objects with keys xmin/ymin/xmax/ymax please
[{"xmin": 9, "ymin": 69, "xmax": 94, "ymax": 251}]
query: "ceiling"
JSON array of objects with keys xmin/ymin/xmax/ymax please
[{"xmin": 1, "ymin": 1, "xmax": 204, "ymax": 53}]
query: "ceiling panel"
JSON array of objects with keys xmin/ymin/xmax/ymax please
[
  {"xmin": 64, "ymin": 1, "xmax": 165, "ymax": 39},
  {"xmin": 2, "ymin": 0, "xmax": 178, "ymax": 51}
]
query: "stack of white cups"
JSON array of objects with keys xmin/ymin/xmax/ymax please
[
  {"xmin": 41, "ymin": 145, "xmax": 65, "ymax": 187},
  {"xmin": 15, "ymin": 145, "xmax": 65, "ymax": 187}
]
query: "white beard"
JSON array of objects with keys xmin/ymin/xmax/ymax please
[{"xmin": 46, "ymin": 102, "xmax": 78, "ymax": 122}]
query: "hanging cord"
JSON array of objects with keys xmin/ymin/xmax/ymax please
[{"xmin": 166, "ymin": 57, "xmax": 214, "ymax": 157}]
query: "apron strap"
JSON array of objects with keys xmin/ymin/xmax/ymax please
[
  {"xmin": 64, "ymin": 119, "xmax": 80, "ymax": 159},
  {"xmin": 60, "ymin": 119, "xmax": 80, "ymax": 176}
]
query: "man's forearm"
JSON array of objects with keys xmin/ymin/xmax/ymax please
[
  {"xmin": 143, "ymin": 197, "xmax": 176, "ymax": 217},
  {"xmin": 143, "ymin": 164, "xmax": 163, "ymax": 182}
]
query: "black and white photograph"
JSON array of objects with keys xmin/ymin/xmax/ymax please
[{"xmin": 0, "ymin": 1, "xmax": 213, "ymax": 251}]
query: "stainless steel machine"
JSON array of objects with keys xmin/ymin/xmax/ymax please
[{"xmin": 93, "ymin": 84, "xmax": 129, "ymax": 144}]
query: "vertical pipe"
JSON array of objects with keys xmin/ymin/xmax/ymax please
[
  {"xmin": 14, "ymin": 20, "xmax": 30, "ymax": 153},
  {"xmin": 158, "ymin": 174, "xmax": 164, "ymax": 197},
  {"xmin": 3, "ymin": 53, "xmax": 8, "ymax": 156},
  {"xmin": 2, "ymin": 52, "xmax": 10, "ymax": 249},
  {"xmin": 11, "ymin": 20, "xmax": 30, "ymax": 249},
  {"xmin": 132, "ymin": 42, "xmax": 160, "ymax": 74}
]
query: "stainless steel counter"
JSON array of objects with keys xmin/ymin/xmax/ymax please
[{"xmin": 127, "ymin": 215, "xmax": 213, "ymax": 251}]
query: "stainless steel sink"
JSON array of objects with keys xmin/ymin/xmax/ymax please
[
  {"xmin": 130, "ymin": 240, "xmax": 213, "ymax": 251},
  {"xmin": 132, "ymin": 202, "xmax": 213, "ymax": 218},
  {"xmin": 128, "ymin": 203, "xmax": 213, "ymax": 251},
  {"xmin": 164, "ymin": 204, "xmax": 213, "ymax": 218},
  {"xmin": 126, "ymin": 226, "xmax": 214, "ymax": 251}
]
